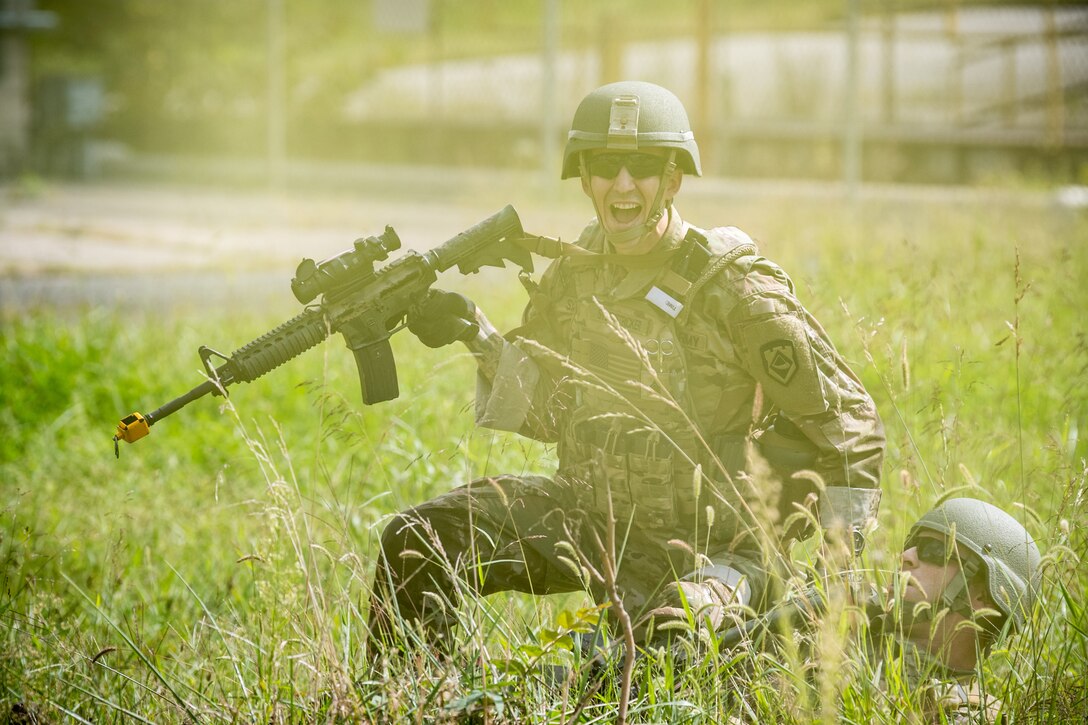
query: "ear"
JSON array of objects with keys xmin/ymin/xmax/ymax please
[
  {"xmin": 578, "ymin": 152, "xmax": 592, "ymax": 197},
  {"xmin": 967, "ymin": 573, "xmax": 995, "ymax": 611},
  {"xmin": 665, "ymin": 168, "xmax": 683, "ymax": 201}
]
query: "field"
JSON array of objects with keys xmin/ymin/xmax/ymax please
[{"xmin": 2, "ymin": 181, "xmax": 1086, "ymax": 722}]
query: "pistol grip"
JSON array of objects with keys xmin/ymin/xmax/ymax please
[{"xmin": 351, "ymin": 338, "xmax": 400, "ymax": 404}]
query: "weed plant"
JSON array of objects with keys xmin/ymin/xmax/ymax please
[{"xmin": 1, "ymin": 196, "xmax": 1086, "ymax": 722}]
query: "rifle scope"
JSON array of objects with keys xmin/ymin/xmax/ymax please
[{"xmin": 291, "ymin": 226, "xmax": 402, "ymax": 304}]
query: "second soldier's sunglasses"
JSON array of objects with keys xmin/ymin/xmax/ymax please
[
  {"xmin": 586, "ymin": 152, "xmax": 669, "ymax": 180},
  {"xmin": 906, "ymin": 535, "xmax": 958, "ymax": 566}
]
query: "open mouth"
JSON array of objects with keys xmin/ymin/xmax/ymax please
[{"xmin": 609, "ymin": 202, "xmax": 642, "ymax": 225}]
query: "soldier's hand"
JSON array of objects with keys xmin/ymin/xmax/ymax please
[
  {"xmin": 649, "ymin": 580, "xmax": 732, "ymax": 631},
  {"xmin": 408, "ymin": 289, "xmax": 480, "ymax": 348}
]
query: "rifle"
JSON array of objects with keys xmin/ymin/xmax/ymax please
[
  {"xmin": 113, "ymin": 205, "xmax": 532, "ymax": 456},
  {"xmin": 718, "ymin": 586, "xmax": 888, "ymax": 650},
  {"xmin": 719, "ymin": 588, "xmax": 826, "ymax": 649}
]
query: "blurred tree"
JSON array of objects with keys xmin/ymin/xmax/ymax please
[{"xmin": 32, "ymin": 0, "xmax": 268, "ymax": 154}]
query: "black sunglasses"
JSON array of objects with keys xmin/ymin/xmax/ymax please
[
  {"xmin": 906, "ymin": 535, "xmax": 957, "ymax": 566},
  {"xmin": 586, "ymin": 153, "xmax": 669, "ymax": 180}
]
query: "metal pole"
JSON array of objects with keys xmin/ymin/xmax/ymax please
[
  {"xmin": 1044, "ymin": 0, "xmax": 1064, "ymax": 146},
  {"xmin": 1002, "ymin": 38, "xmax": 1017, "ymax": 126},
  {"xmin": 267, "ymin": 0, "xmax": 286, "ymax": 192},
  {"xmin": 947, "ymin": 0, "xmax": 963, "ymax": 126},
  {"xmin": 695, "ymin": 0, "xmax": 713, "ymax": 169},
  {"xmin": 541, "ymin": 0, "xmax": 559, "ymax": 185},
  {"xmin": 844, "ymin": 0, "xmax": 861, "ymax": 199},
  {"xmin": 881, "ymin": 0, "xmax": 897, "ymax": 124}
]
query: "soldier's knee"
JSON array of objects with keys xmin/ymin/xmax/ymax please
[
  {"xmin": 378, "ymin": 508, "xmax": 458, "ymax": 580},
  {"xmin": 378, "ymin": 512, "xmax": 412, "ymax": 550},
  {"xmin": 378, "ymin": 512, "xmax": 425, "ymax": 567}
]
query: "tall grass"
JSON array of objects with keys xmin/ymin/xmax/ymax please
[{"xmin": 1, "ymin": 195, "xmax": 1086, "ymax": 722}]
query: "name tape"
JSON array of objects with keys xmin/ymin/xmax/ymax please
[{"xmin": 645, "ymin": 286, "xmax": 683, "ymax": 318}]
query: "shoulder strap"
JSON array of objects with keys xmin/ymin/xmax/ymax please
[{"xmin": 666, "ymin": 226, "xmax": 757, "ymax": 321}]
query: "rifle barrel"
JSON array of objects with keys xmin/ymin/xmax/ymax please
[{"xmin": 145, "ymin": 380, "xmax": 218, "ymax": 426}]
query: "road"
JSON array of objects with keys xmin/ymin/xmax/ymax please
[
  {"xmin": 0, "ymin": 174, "xmax": 584, "ymax": 313},
  {"xmin": 0, "ymin": 170, "xmax": 1069, "ymax": 314}
]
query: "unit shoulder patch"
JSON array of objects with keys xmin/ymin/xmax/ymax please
[
  {"xmin": 741, "ymin": 312, "xmax": 826, "ymax": 416},
  {"xmin": 760, "ymin": 339, "xmax": 798, "ymax": 386}
]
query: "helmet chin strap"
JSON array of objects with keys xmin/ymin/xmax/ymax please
[
  {"xmin": 581, "ymin": 150, "xmax": 678, "ymax": 250},
  {"xmin": 900, "ymin": 557, "xmax": 981, "ymax": 628}
]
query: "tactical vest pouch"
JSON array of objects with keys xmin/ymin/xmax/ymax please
[
  {"xmin": 625, "ymin": 452, "xmax": 675, "ymax": 530},
  {"xmin": 709, "ymin": 433, "xmax": 749, "ymax": 479},
  {"xmin": 592, "ymin": 448, "xmax": 635, "ymax": 523},
  {"xmin": 685, "ymin": 434, "xmax": 752, "ymax": 543}
]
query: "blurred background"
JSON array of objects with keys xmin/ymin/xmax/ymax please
[
  {"xmin": 2, "ymin": 0, "xmax": 1086, "ymax": 188},
  {"xmin": 4, "ymin": 7, "xmax": 1088, "ymax": 720}
]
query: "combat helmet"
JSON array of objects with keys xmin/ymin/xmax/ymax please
[
  {"xmin": 561, "ymin": 81, "xmax": 702, "ymax": 179},
  {"xmin": 908, "ymin": 498, "xmax": 1041, "ymax": 632}
]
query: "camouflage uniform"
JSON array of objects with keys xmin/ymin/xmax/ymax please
[
  {"xmin": 370, "ymin": 207, "xmax": 885, "ymax": 648},
  {"xmin": 880, "ymin": 639, "xmax": 1005, "ymax": 724}
]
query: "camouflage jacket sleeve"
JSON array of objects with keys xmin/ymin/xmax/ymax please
[
  {"xmin": 473, "ymin": 253, "xmax": 574, "ymax": 442},
  {"xmin": 701, "ymin": 252, "xmax": 886, "ymax": 528}
]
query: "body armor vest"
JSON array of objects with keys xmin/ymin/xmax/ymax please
[{"xmin": 553, "ymin": 226, "xmax": 758, "ymax": 542}]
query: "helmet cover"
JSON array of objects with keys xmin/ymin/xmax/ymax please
[
  {"xmin": 562, "ymin": 81, "xmax": 702, "ymax": 179},
  {"xmin": 909, "ymin": 497, "xmax": 1042, "ymax": 631}
]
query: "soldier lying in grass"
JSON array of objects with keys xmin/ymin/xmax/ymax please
[
  {"xmin": 696, "ymin": 497, "xmax": 1042, "ymax": 723},
  {"xmin": 869, "ymin": 497, "xmax": 1041, "ymax": 724}
]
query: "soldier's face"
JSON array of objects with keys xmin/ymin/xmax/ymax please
[
  {"xmin": 895, "ymin": 531, "xmax": 964, "ymax": 606},
  {"xmin": 582, "ymin": 148, "xmax": 683, "ymax": 254}
]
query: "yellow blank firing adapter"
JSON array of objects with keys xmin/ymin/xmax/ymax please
[{"xmin": 114, "ymin": 412, "xmax": 150, "ymax": 457}]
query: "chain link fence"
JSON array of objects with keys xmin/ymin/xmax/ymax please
[
  {"xmin": 355, "ymin": 0, "xmax": 1087, "ymax": 183},
  {"xmin": 16, "ymin": 1, "xmax": 1085, "ymax": 185}
]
